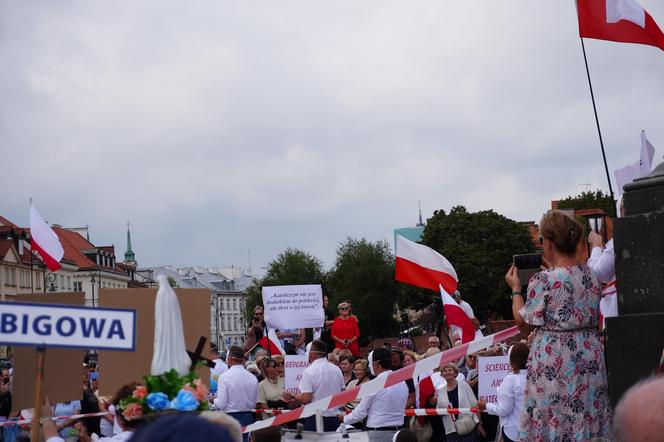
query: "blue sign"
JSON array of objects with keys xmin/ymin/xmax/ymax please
[{"xmin": 0, "ymin": 302, "xmax": 136, "ymax": 351}]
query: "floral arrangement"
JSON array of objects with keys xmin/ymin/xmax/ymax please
[{"xmin": 117, "ymin": 369, "xmax": 209, "ymax": 422}]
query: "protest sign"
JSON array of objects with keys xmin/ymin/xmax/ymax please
[
  {"xmin": 284, "ymin": 355, "xmax": 308, "ymax": 394},
  {"xmin": 478, "ymin": 355, "xmax": 511, "ymax": 403},
  {"xmin": 0, "ymin": 302, "xmax": 135, "ymax": 350},
  {"xmin": 12, "ymin": 292, "xmax": 86, "ymax": 410},
  {"xmin": 262, "ymin": 284, "xmax": 324, "ymax": 330}
]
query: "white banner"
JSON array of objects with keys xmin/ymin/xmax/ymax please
[
  {"xmin": 284, "ymin": 355, "xmax": 308, "ymax": 394},
  {"xmin": 262, "ymin": 285, "xmax": 324, "ymax": 330},
  {"xmin": 477, "ymin": 355, "xmax": 511, "ymax": 404},
  {"xmin": 0, "ymin": 302, "xmax": 136, "ymax": 351}
]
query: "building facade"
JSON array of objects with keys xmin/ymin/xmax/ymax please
[{"xmin": 141, "ymin": 265, "xmax": 255, "ymax": 352}]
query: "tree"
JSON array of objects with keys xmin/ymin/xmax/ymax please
[
  {"xmin": 557, "ymin": 190, "xmax": 615, "ymax": 217},
  {"xmin": 327, "ymin": 238, "xmax": 399, "ymax": 342},
  {"xmin": 421, "ymin": 206, "xmax": 535, "ymax": 319},
  {"xmin": 244, "ymin": 248, "xmax": 326, "ymax": 324}
]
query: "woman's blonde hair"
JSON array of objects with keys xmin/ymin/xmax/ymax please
[
  {"xmin": 540, "ymin": 210, "xmax": 584, "ymax": 256},
  {"xmin": 403, "ymin": 350, "xmax": 420, "ymax": 363}
]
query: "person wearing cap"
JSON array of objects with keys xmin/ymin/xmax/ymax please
[
  {"xmin": 342, "ymin": 348, "xmax": 409, "ymax": 442},
  {"xmin": 331, "ymin": 302, "xmax": 360, "ymax": 356},
  {"xmin": 214, "ymin": 345, "xmax": 258, "ymax": 442},
  {"xmin": 282, "ymin": 339, "xmax": 345, "ymax": 432}
]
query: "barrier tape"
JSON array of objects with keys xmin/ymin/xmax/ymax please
[
  {"xmin": 255, "ymin": 408, "xmax": 480, "ymax": 416},
  {"xmin": 0, "ymin": 411, "xmax": 110, "ymax": 427},
  {"xmin": 404, "ymin": 408, "xmax": 479, "ymax": 416},
  {"xmin": 241, "ymin": 326, "xmax": 519, "ymax": 433}
]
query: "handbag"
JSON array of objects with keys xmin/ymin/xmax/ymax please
[
  {"xmin": 453, "ymin": 413, "xmax": 477, "ymax": 436},
  {"xmin": 409, "ymin": 416, "xmax": 433, "ymax": 442}
]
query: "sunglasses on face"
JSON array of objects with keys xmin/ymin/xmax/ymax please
[
  {"xmin": 468, "ymin": 355, "xmax": 476, "ymax": 359},
  {"xmin": 339, "ymin": 307, "xmax": 349, "ymax": 311}
]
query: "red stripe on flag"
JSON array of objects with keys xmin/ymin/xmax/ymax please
[
  {"xmin": 443, "ymin": 303, "xmax": 475, "ymax": 344},
  {"xmin": 30, "ymin": 239, "xmax": 61, "ymax": 272},
  {"xmin": 395, "ymin": 257, "xmax": 457, "ymax": 293},
  {"xmin": 255, "ymin": 336, "xmax": 283, "ymax": 355}
]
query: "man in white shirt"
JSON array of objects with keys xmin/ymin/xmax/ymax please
[
  {"xmin": 283, "ymin": 340, "xmax": 345, "ymax": 432},
  {"xmin": 588, "ymin": 231, "xmax": 618, "ymax": 327},
  {"xmin": 214, "ymin": 345, "xmax": 258, "ymax": 442},
  {"xmin": 343, "ymin": 348, "xmax": 408, "ymax": 442}
]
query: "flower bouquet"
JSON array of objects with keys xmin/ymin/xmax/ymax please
[{"xmin": 117, "ymin": 369, "xmax": 209, "ymax": 422}]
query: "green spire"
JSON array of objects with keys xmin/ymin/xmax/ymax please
[{"xmin": 124, "ymin": 222, "xmax": 136, "ymax": 264}]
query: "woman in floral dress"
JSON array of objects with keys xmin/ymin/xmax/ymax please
[{"xmin": 506, "ymin": 210, "xmax": 612, "ymax": 442}]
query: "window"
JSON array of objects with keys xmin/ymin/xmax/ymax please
[
  {"xmin": 36, "ymin": 273, "xmax": 41, "ymax": 290},
  {"xmin": 220, "ymin": 315, "xmax": 225, "ymax": 331},
  {"xmin": 233, "ymin": 299, "xmax": 236, "ymax": 310},
  {"xmin": 73, "ymin": 281, "xmax": 82, "ymax": 292},
  {"xmin": 20, "ymin": 270, "xmax": 30, "ymax": 288},
  {"xmin": 67, "ymin": 276, "xmax": 71, "ymax": 290},
  {"xmin": 234, "ymin": 315, "xmax": 238, "ymax": 331},
  {"xmin": 60, "ymin": 275, "xmax": 65, "ymax": 290}
]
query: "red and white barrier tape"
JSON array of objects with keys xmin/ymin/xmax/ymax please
[
  {"xmin": 0, "ymin": 411, "xmax": 110, "ymax": 427},
  {"xmin": 404, "ymin": 408, "xmax": 478, "ymax": 416},
  {"xmin": 241, "ymin": 326, "xmax": 519, "ymax": 433},
  {"xmin": 256, "ymin": 408, "xmax": 480, "ymax": 416}
]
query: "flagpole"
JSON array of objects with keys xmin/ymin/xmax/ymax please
[{"xmin": 579, "ymin": 36, "xmax": 616, "ymax": 203}]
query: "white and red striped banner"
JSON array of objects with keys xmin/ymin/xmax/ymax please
[{"xmin": 241, "ymin": 326, "xmax": 519, "ymax": 433}]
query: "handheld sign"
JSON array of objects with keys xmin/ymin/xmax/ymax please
[
  {"xmin": 0, "ymin": 301, "xmax": 136, "ymax": 351},
  {"xmin": 284, "ymin": 355, "xmax": 308, "ymax": 394},
  {"xmin": 262, "ymin": 284, "xmax": 324, "ymax": 330},
  {"xmin": 478, "ymin": 355, "xmax": 511, "ymax": 404}
]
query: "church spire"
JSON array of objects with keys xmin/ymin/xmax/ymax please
[
  {"xmin": 124, "ymin": 222, "xmax": 136, "ymax": 265},
  {"xmin": 417, "ymin": 200, "xmax": 424, "ymax": 227}
]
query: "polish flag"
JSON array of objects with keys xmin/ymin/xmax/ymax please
[
  {"xmin": 29, "ymin": 205, "xmax": 64, "ymax": 271},
  {"xmin": 440, "ymin": 285, "xmax": 475, "ymax": 344},
  {"xmin": 395, "ymin": 235, "xmax": 458, "ymax": 294},
  {"xmin": 578, "ymin": 0, "xmax": 664, "ymax": 52},
  {"xmin": 256, "ymin": 329, "xmax": 285, "ymax": 355}
]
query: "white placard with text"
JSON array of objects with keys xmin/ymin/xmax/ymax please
[
  {"xmin": 262, "ymin": 285, "xmax": 324, "ymax": 329},
  {"xmin": 284, "ymin": 355, "xmax": 309, "ymax": 394},
  {"xmin": 478, "ymin": 355, "xmax": 511, "ymax": 403}
]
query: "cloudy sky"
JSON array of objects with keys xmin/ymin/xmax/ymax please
[{"xmin": 2, "ymin": 1, "xmax": 663, "ymax": 273}]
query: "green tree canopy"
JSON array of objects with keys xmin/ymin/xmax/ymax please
[
  {"xmin": 327, "ymin": 238, "xmax": 398, "ymax": 342},
  {"xmin": 244, "ymin": 248, "xmax": 326, "ymax": 323},
  {"xmin": 421, "ymin": 206, "xmax": 535, "ymax": 318},
  {"xmin": 557, "ymin": 190, "xmax": 615, "ymax": 217}
]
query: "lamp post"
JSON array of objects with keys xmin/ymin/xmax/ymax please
[
  {"xmin": 90, "ymin": 274, "xmax": 96, "ymax": 307},
  {"xmin": 45, "ymin": 273, "xmax": 57, "ymax": 292}
]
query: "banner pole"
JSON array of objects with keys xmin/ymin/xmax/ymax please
[
  {"xmin": 30, "ymin": 345, "xmax": 46, "ymax": 442},
  {"xmin": 579, "ymin": 36, "xmax": 615, "ymax": 203}
]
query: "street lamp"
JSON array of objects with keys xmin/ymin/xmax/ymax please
[
  {"xmin": 90, "ymin": 274, "xmax": 96, "ymax": 307},
  {"xmin": 45, "ymin": 273, "xmax": 57, "ymax": 292}
]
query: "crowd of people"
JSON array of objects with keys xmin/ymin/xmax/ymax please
[{"xmin": 0, "ymin": 209, "xmax": 661, "ymax": 441}]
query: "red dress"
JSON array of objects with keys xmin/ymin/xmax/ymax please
[{"xmin": 331, "ymin": 316, "xmax": 360, "ymax": 356}]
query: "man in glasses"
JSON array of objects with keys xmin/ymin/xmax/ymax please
[
  {"xmin": 243, "ymin": 306, "xmax": 266, "ymax": 352},
  {"xmin": 427, "ymin": 336, "xmax": 440, "ymax": 350}
]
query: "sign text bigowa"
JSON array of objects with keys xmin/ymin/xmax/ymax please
[{"xmin": 0, "ymin": 302, "xmax": 136, "ymax": 351}]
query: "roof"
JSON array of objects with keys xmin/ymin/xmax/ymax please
[
  {"xmin": 0, "ymin": 216, "xmax": 19, "ymax": 229},
  {"xmin": 53, "ymin": 227, "xmax": 98, "ymax": 269},
  {"xmin": 0, "ymin": 240, "xmax": 13, "ymax": 260},
  {"xmin": 143, "ymin": 265, "xmax": 256, "ymax": 293}
]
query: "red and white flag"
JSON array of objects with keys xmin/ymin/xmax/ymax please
[
  {"xmin": 29, "ymin": 205, "xmax": 64, "ymax": 271},
  {"xmin": 578, "ymin": 0, "xmax": 664, "ymax": 52},
  {"xmin": 395, "ymin": 235, "xmax": 458, "ymax": 294},
  {"xmin": 440, "ymin": 285, "xmax": 475, "ymax": 344},
  {"xmin": 614, "ymin": 130, "xmax": 656, "ymax": 195},
  {"xmin": 256, "ymin": 329, "xmax": 285, "ymax": 355}
]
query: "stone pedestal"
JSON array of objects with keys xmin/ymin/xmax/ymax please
[{"xmin": 605, "ymin": 161, "xmax": 664, "ymax": 407}]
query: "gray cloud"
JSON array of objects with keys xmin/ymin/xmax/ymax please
[{"xmin": 2, "ymin": 1, "xmax": 663, "ymax": 271}]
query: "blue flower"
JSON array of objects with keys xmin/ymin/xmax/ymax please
[
  {"xmin": 170, "ymin": 389, "xmax": 199, "ymax": 412},
  {"xmin": 146, "ymin": 392, "xmax": 170, "ymax": 411}
]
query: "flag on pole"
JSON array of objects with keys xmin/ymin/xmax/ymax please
[
  {"xmin": 577, "ymin": 0, "xmax": 664, "ymax": 52},
  {"xmin": 614, "ymin": 130, "xmax": 656, "ymax": 194},
  {"xmin": 440, "ymin": 285, "xmax": 475, "ymax": 344},
  {"xmin": 256, "ymin": 329, "xmax": 285, "ymax": 355},
  {"xmin": 29, "ymin": 205, "xmax": 64, "ymax": 271},
  {"xmin": 395, "ymin": 235, "xmax": 458, "ymax": 294}
]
